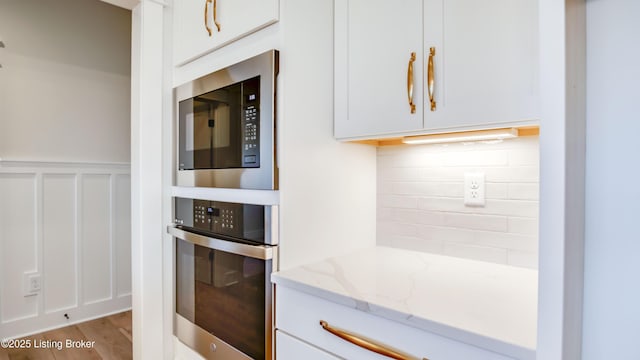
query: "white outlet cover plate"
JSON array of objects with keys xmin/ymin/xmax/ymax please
[
  {"xmin": 23, "ymin": 272, "xmax": 40, "ymax": 296},
  {"xmin": 464, "ymin": 172, "xmax": 486, "ymax": 207}
]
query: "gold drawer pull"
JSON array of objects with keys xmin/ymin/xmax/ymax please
[
  {"xmin": 319, "ymin": 320, "xmax": 428, "ymax": 360},
  {"xmin": 407, "ymin": 52, "xmax": 417, "ymax": 114}
]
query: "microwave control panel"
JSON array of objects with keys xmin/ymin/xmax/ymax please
[{"xmin": 241, "ymin": 77, "xmax": 260, "ymax": 168}]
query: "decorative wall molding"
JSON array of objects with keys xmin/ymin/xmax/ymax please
[{"xmin": 0, "ymin": 162, "xmax": 131, "ymax": 339}]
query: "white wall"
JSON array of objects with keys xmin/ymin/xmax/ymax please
[
  {"xmin": 377, "ymin": 136, "xmax": 539, "ymax": 268},
  {"xmin": 582, "ymin": 0, "xmax": 640, "ymax": 358},
  {"xmin": 0, "ymin": 0, "xmax": 132, "ymax": 338},
  {"xmin": 0, "ymin": 0, "xmax": 131, "ymax": 163}
]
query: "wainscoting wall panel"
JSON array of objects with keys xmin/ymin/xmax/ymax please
[
  {"xmin": 0, "ymin": 173, "xmax": 38, "ymax": 324},
  {"xmin": 115, "ymin": 174, "xmax": 132, "ymax": 298},
  {"xmin": 0, "ymin": 161, "xmax": 131, "ymax": 339},
  {"xmin": 43, "ymin": 174, "xmax": 77, "ymax": 314},
  {"xmin": 81, "ymin": 174, "xmax": 113, "ymax": 305}
]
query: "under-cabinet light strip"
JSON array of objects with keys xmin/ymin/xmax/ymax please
[{"xmin": 402, "ymin": 128, "xmax": 519, "ymax": 145}]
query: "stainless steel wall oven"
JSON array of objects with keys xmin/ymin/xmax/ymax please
[
  {"xmin": 175, "ymin": 50, "xmax": 279, "ymax": 190},
  {"xmin": 170, "ymin": 197, "xmax": 278, "ymax": 360}
]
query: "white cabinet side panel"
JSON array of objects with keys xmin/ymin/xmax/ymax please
[
  {"xmin": 81, "ymin": 174, "xmax": 113, "ymax": 304},
  {"xmin": 43, "ymin": 174, "xmax": 78, "ymax": 313},
  {"xmin": 0, "ymin": 174, "xmax": 38, "ymax": 324},
  {"xmin": 115, "ymin": 174, "xmax": 132, "ymax": 298},
  {"xmin": 278, "ymin": 0, "xmax": 377, "ymax": 270}
]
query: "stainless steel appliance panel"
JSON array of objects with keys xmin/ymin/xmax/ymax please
[
  {"xmin": 176, "ymin": 50, "xmax": 278, "ymax": 189},
  {"xmin": 171, "ymin": 226, "xmax": 275, "ymax": 360}
]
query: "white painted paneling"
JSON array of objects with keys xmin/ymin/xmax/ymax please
[
  {"xmin": 115, "ymin": 174, "xmax": 131, "ymax": 297},
  {"xmin": 278, "ymin": 0, "xmax": 377, "ymax": 270},
  {"xmin": 0, "ymin": 174, "xmax": 38, "ymax": 323},
  {"xmin": 43, "ymin": 174, "xmax": 77, "ymax": 313},
  {"xmin": 582, "ymin": 0, "xmax": 640, "ymax": 359},
  {"xmin": 131, "ymin": 2, "xmax": 165, "ymax": 360},
  {"xmin": 81, "ymin": 175, "xmax": 113, "ymax": 305},
  {"xmin": 0, "ymin": 162, "xmax": 130, "ymax": 339}
]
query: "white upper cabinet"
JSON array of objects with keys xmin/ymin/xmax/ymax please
[
  {"xmin": 335, "ymin": 0, "xmax": 539, "ymax": 140},
  {"xmin": 173, "ymin": 0, "xmax": 279, "ymax": 66},
  {"xmin": 335, "ymin": 0, "xmax": 424, "ymax": 136}
]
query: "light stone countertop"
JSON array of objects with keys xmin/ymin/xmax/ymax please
[{"xmin": 271, "ymin": 246, "xmax": 538, "ymax": 359}]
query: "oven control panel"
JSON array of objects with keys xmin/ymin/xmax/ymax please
[{"xmin": 174, "ymin": 197, "xmax": 266, "ymax": 244}]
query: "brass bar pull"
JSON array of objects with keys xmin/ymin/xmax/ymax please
[
  {"xmin": 319, "ymin": 320, "xmax": 428, "ymax": 360},
  {"xmin": 213, "ymin": 0, "xmax": 221, "ymax": 32},
  {"xmin": 427, "ymin": 47, "xmax": 436, "ymax": 111},
  {"xmin": 407, "ymin": 52, "xmax": 417, "ymax": 114},
  {"xmin": 204, "ymin": 0, "xmax": 212, "ymax": 36}
]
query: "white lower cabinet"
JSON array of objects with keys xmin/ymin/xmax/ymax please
[
  {"xmin": 275, "ymin": 286, "xmax": 515, "ymax": 360},
  {"xmin": 276, "ymin": 330, "xmax": 339, "ymax": 360}
]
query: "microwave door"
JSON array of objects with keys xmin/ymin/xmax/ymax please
[
  {"xmin": 209, "ymin": 86, "xmax": 243, "ymax": 169},
  {"xmin": 178, "ymin": 98, "xmax": 212, "ymax": 170}
]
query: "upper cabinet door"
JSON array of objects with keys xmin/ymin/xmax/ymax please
[
  {"xmin": 334, "ymin": 0, "xmax": 424, "ymax": 139},
  {"xmin": 423, "ymin": 0, "xmax": 538, "ymax": 130},
  {"xmin": 173, "ymin": 0, "xmax": 279, "ymax": 66},
  {"xmin": 335, "ymin": 0, "xmax": 538, "ymax": 140}
]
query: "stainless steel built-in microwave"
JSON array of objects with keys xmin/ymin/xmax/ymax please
[{"xmin": 175, "ymin": 50, "xmax": 279, "ymax": 189}]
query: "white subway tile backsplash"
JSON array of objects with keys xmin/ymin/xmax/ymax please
[
  {"xmin": 439, "ymin": 150, "xmax": 509, "ymax": 167},
  {"xmin": 381, "ymin": 235, "xmax": 445, "ymax": 254},
  {"xmin": 377, "ymin": 207, "xmax": 393, "ymax": 221},
  {"xmin": 418, "ymin": 225, "xmax": 475, "ymax": 243},
  {"xmin": 509, "ymin": 166, "xmax": 539, "ymax": 182},
  {"xmin": 443, "ymin": 214, "xmax": 508, "ymax": 232},
  {"xmin": 472, "ymin": 231, "xmax": 538, "ymax": 252},
  {"xmin": 377, "ymin": 136, "xmax": 539, "ymax": 269},
  {"xmin": 486, "ymin": 183, "xmax": 509, "ymax": 199},
  {"xmin": 378, "ymin": 222, "xmax": 419, "ymax": 237},
  {"xmin": 378, "ymin": 195, "xmax": 419, "ymax": 209},
  {"xmin": 508, "ymin": 183, "xmax": 540, "ymax": 200},
  {"xmin": 443, "ymin": 243, "xmax": 509, "ymax": 264},
  {"xmin": 508, "ymin": 217, "xmax": 539, "ymax": 235},
  {"xmin": 392, "ymin": 209, "xmax": 445, "ymax": 226},
  {"xmin": 392, "ymin": 182, "xmax": 440, "ymax": 196},
  {"xmin": 377, "ymin": 181, "xmax": 394, "ymax": 195},
  {"xmin": 378, "ymin": 167, "xmax": 422, "ymax": 181}
]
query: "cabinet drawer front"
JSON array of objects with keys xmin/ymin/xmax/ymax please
[
  {"xmin": 174, "ymin": 0, "xmax": 279, "ymax": 66},
  {"xmin": 276, "ymin": 286, "xmax": 514, "ymax": 360},
  {"xmin": 276, "ymin": 330, "xmax": 339, "ymax": 360}
]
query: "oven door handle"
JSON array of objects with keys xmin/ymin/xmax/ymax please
[{"xmin": 168, "ymin": 226, "xmax": 274, "ymax": 260}]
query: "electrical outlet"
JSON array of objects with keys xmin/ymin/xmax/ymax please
[
  {"xmin": 464, "ymin": 172, "xmax": 485, "ymax": 207},
  {"xmin": 23, "ymin": 272, "xmax": 41, "ymax": 297}
]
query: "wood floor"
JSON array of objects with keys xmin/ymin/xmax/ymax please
[{"xmin": 0, "ymin": 311, "xmax": 132, "ymax": 360}]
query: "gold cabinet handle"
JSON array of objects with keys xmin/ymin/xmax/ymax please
[
  {"xmin": 213, "ymin": 0, "xmax": 221, "ymax": 32},
  {"xmin": 407, "ymin": 52, "xmax": 417, "ymax": 114},
  {"xmin": 427, "ymin": 47, "xmax": 436, "ymax": 111},
  {"xmin": 204, "ymin": 0, "xmax": 213, "ymax": 36},
  {"xmin": 204, "ymin": 0, "xmax": 220, "ymax": 37},
  {"xmin": 319, "ymin": 320, "xmax": 428, "ymax": 360}
]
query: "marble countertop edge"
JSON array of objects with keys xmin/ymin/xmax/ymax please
[{"xmin": 271, "ymin": 272, "xmax": 535, "ymax": 360}]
